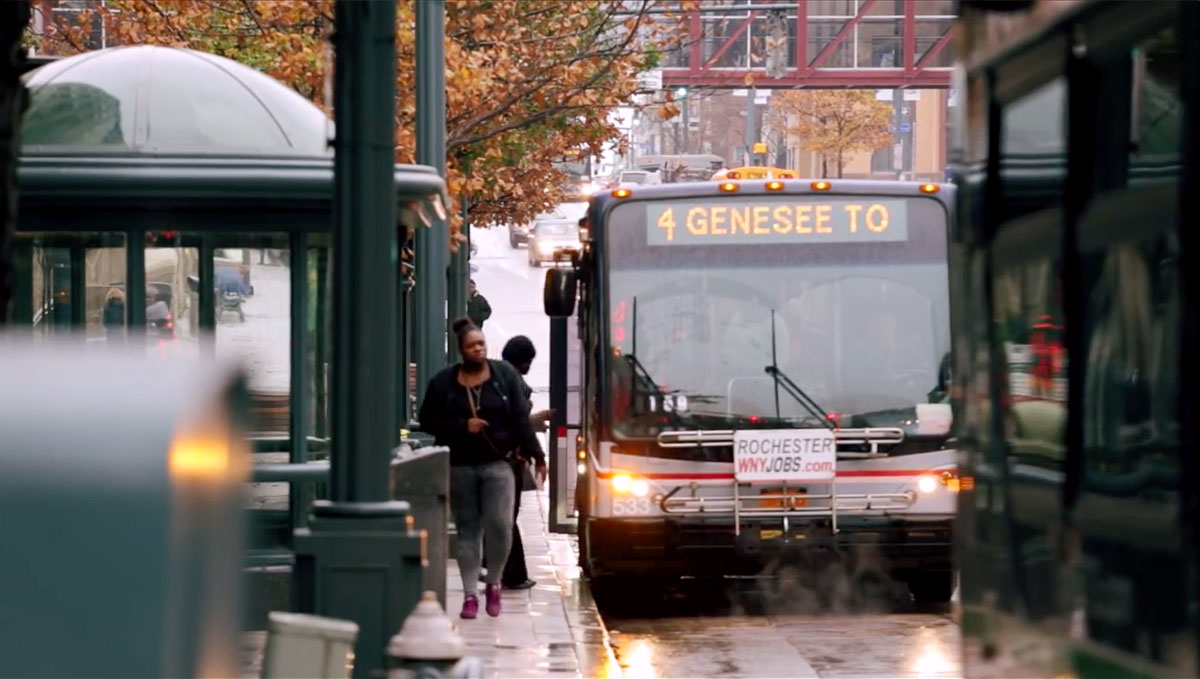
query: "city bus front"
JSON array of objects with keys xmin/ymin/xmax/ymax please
[{"xmin": 571, "ymin": 181, "xmax": 957, "ymax": 602}]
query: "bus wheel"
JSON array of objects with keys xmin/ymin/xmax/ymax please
[{"xmin": 907, "ymin": 570, "xmax": 955, "ymax": 604}]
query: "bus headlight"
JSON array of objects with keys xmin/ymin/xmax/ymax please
[
  {"xmin": 611, "ymin": 474, "xmax": 651, "ymax": 496},
  {"xmin": 917, "ymin": 475, "xmax": 938, "ymax": 494}
]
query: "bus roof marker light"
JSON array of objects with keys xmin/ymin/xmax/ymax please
[
  {"xmin": 719, "ymin": 182, "xmax": 739, "ymax": 193},
  {"xmin": 811, "ymin": 181, "xmax": 831, "ymax": 191},
  {"xmin": 920, "ymin": 183, "xmax": 939, "ymax": 193},
  {"xmin": 766, "ymin": 181, "xmax": 784, "ymax": 191},
  {"xmin": 612, "ymin": 188, "xmax": 632, "ymax": 199}
]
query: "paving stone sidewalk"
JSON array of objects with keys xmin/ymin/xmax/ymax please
[
  {"xmin": 444, "ymin": 489, "xmax": 618, "ymax": 678},
  {"xmin": 240, "ymin": 489, "xmax": 618, "ymax": 678}
]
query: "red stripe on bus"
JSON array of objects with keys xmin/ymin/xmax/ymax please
[
  {"xmin": 837, "ymin": 470, "xmax": 939, "ymax": 477},
  {"xmin": 596, "ymin": 471, "xmax": 732, "ymax": 480},
  {"xmin": 595, "ymin": 469, "xmax": 940, "ymax": 480}
]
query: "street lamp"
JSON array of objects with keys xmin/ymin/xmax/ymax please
[{"xmin": 674, "ymin": 86, "xmax": 688, "ymax": 99}]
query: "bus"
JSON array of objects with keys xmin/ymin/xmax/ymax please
[
  {"xmin": 952, "ymin": 1, "xmax": 1198, "ymax": 676},
  {"xmin": 543, "ymin": 178, "xmax": 958, "ymax": 603},
  {"xmin": 712, "ymin": 166, "xmax": 798, "ymax": 181}
]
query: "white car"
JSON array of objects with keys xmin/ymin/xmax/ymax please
[
  {"xmin": 527, "ymin": 219, "xmax": 581, "ymax": 267},
  {"xmin": 617, "ymin": 170, "xmax": 660, "ymax": 187}
]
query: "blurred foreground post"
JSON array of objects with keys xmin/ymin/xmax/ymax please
[
  {"xmin": 292, "ymin": 2, "xmax": 423, "ymax": 676},
  {"xmin": 0, "ymin": 343, "xmax": 250, "ymax": 678}
]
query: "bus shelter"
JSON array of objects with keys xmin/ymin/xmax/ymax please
[{"xmin": 13, "ymin": 45, "xmax": 447, "ymax": 557}]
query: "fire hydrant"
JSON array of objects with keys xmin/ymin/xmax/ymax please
[{"xmin": 388, "ymin": 591, "xmax": 480, "ymax": 679}]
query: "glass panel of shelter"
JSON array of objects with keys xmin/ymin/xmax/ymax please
[
  {"xmin": 1072, "ymin": 22, "xmax": 1193, "ymax": 673},
  {"xmin": 11, "ymin": 232, "xmax": 126, "ymax": 344},
  {"xmin": 12, "ymin": 228, "xmax": 333, "ymax": 457}
]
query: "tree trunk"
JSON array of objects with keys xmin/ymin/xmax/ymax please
[
  {"xmin": 821, "ymin": 156, "xmax": 828, "ymax": 178},
  {"xmin": 837, "ymin": 148, "xmax": 844, "ymax": 178},
  {"xmin": 0, "ymin": 2, "xmax": 31, "ymax": 324}
]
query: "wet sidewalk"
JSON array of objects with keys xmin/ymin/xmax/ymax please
[
  {"xmin": 444, "ymin": 489, "xmax": 618, "ymax": 678},
  {"xmin": 240, "ymin": 489, "xmax": 618, "ymax": 678}
]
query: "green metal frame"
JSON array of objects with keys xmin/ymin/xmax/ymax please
[{"xmin": 16, "ymin": 153, "xmax": 447, "ymax": 534}]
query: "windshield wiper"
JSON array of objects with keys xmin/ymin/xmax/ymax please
[
  {"xmin": 626, "ymin": 297, "xmax": 683, "ymax": 425},
  {"xmin": 764, "ymin": 365, "xmax": 836, "ymax": 430},
  {"xmin": 765, "ymin": 309, "xmax": 835, "ymax": 430}
]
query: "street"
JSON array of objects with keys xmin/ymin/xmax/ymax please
[
  {"xmin": 469, "ymin": 224, "xmax": 552, "ymax": 417},
  {"xmin": 469, "ymin": 222, "xmax": 963, "ymax": 679}
]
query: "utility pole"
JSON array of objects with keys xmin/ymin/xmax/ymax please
[
  {"xmin": 292, "ymin": 2, "xmax": 423, "ymax": 676},
  {"xmin": 680, "ymin": 96, "xmax": 690, "ymax": 155},
  {"xmin": 892, "ymin": 86, "xmax": 903, "ymax": 179},
  {"xmin": 415, "ymin": 0, "xmax": 448, "ymax": 399},
  {"xmin": 745, "ymin": 89, "xmax": 757, "ymax": 166},
  {"xmin": 891, "ymin": 88, "xmax": 914, "ymax": 180}
]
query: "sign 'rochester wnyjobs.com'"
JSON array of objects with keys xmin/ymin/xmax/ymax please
[{"xmin": 733, "ymin": 429, "xmax": 837, "ymax": 482}]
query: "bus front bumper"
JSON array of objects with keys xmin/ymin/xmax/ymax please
[{"xmin": 585, "ymin": 516, "xmax": 953, "ymax": 578}]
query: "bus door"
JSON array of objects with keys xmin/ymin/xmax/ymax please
[{"xmin": 548, "ymin": 312, "xmax": 582, "ymax": 534}]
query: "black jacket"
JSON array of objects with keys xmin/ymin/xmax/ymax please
[
  {"xmin": 513, "ymin": 371, "xmax": 546, "ymax": 465},
  {"xmin": 467, "ymin": 293, "xmax": 492, "ymax": 328},
  {"xmin": 418, "ymin": 360, "xmax": 543, "ymax": 467}
]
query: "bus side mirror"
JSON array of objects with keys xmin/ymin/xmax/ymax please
[{"xmin": 544, "ymin": 268, "xmax": 577, "ymax": 318}]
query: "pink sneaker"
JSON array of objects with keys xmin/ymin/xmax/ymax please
[
  {"xmin": 485, "ymin": 585, "xmax": 502, "ymax": 617},
  {"xmin": 460, "ymin": 595, "xmax": 479, "ymax": 619}
]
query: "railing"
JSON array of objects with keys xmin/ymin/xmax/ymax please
[{"xmin": 244, "ymin": 439, "xmax": 450, "ymax": 628}]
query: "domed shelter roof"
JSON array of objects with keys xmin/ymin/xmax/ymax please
[{"xmin": 21, "ymin": 45, "xmax": 331, "ymax": 156}]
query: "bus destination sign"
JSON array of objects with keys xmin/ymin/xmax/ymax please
[{"xmin": 646, "ymin": 198, "xmax": 909, "ymax": 246}]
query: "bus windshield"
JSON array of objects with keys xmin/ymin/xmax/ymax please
[{"xmin": 604, "ymin": 194, "xmax": 950, "ymax": 442}]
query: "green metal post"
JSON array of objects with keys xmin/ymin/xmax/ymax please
[
  {"xmin": 292, "ymin": 2, "xmax": 423, "ymax": 676},
  {"xmin": 447, "ymin": 193, "xmax": 467, "ymax": 361},
  {"xmin": 415, "ymin": 0, "xmax": 448, "ymax": 400},
  {"xmin": 328, "ymin": 0, "xmax": 396, "ymax": 504}
]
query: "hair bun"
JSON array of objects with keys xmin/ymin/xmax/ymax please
[{"xmin": 451, "ymin": 317, "xmax": 475, "ymax": 335}]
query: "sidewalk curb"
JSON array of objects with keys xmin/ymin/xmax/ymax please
[{"xmin": 536, "ymin": 491, "xmax": 624, "ymax": 678}]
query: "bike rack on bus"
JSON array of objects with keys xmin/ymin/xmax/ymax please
[{"xmin": 655, "ymin": 427, "xmax": 907, "ymax": 535}]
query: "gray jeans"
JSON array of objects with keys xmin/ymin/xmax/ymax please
[{"xmin": 450, "ymin": 460, "xmax": 515, "ymax": 594}]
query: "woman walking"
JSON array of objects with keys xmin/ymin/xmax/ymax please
[{"xmin": 418, "ymin": 318, "xmax": 541, "ymax": 619}]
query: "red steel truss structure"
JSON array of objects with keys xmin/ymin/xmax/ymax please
[{"xmin": 660, "ymin": 0, "xmax": 954, "ymax": 90}]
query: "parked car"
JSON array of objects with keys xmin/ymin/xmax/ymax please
[{"xmin": 527, "ymin": 219, "xmax": 581, "ymax": 267}]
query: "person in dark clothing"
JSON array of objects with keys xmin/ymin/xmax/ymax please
[
  {"xmin": 215, "ymin": 266, "xmax": 253, "ymax": 296},
  {"xmin": 481, "ymin": 335, "xmax": 550, "ymax": 590},
  {"xmin": 101, "ymin": 287, "xmax": 125, "ymax": 336},
  {"xmin": 466, "ymin": 279, "xmax": 491, "ymax": 329},
  {"xmin": 418, "ymin": 317, "xmax": 541, "ymax": 620}
]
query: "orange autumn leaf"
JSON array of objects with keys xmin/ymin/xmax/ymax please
[{"xmin": 28, "ymin": 0, "xmax": 683, "ymax": 248}]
